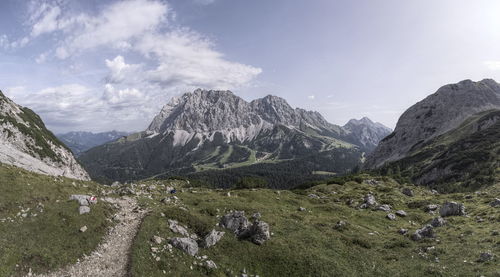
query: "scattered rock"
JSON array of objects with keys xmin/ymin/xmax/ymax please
[
  {"xmin": 376, "ymin": 204, "xmax": 391, "ymax": 212},
  {"xmin": 170, "ymin": 237, "xmax": 199, "ymax": 256},
  {"xmin": 79, "ymin": 226, "xmax": 88, "ymax": 233},
  {"xmin": 360, "ymin": 194, "xmax": 377, "ymax": 209},
  {"xmin": 168, "ymin": 219, "xmax": 190, "ymax": 237},
  {"xmin": 401, "ymin": 188, "xmax": 414, "ymax": 197},
  {"xmin": 386, "ymin": 213, "xmax": 396, "ymax": 220},
  {"xmin": 298, "ymin": 207, "xmax": 306, "ymax": 212},
  {"xmin": 201, "ymin": 229, "xmax": 225, "ymax": 248},
  {"xmin": 424, "ymin": 204, "xmax": 439, "ymax": 213},
  {"xmin": 110, "ymin": 181, "xmax": 121, "ymax": 187},
  {"xmin": 220, "ymin": 211, "xmax": 250, "ymax": 236},
  {"xmin": 205, "ymin": 260, "xmax": 217, "ymax": 269},
  {"xmin": 490, "ymin": 198, "xmax": 500, "ymax": 207},
  {"xmin": 431, "ymin": 189, "xmax": 439, "ymax": 195},
  {"xmin": 411, "ymin": 225, "xmax": 434, "ymax": 241},
  {"xmin": 334, "ymin": 220, "xmax": 348, "ymax": 230},
  {"xmin": 398, "ymin": 228, "xmax": 408, "ymax": 235},
  {"xmin": 116, "ymin": 186, "xmax": 135, "ymax": 196},
  {"xmin": 365, "ymin": 179, "xmax": 379, "ymax": 185},
  {"xmin": 395, "ymin": 210, "xmax": 407, "ymax": 217},
  {"xmin": 478, "ymin": 252, "xmax": 493, "ymax": 262},
  {"xmin": 70, "ymin": 195, "xmax": 91, "ymax": 206},
  {"xmin": 429, "ymin": 217, "xmax": 446, "ymax": 227},
  {"xmin": 79, "ymin": 206, "xmax": 91, "ymax": 215},
  {"xmin": 439, "ymin": 202, "xmax": 466, "ymax": 217},
  {"xmin": 152, "ymin": 235, "xmax": 163, "ymax": 244},
  {"xmin": 308, "ymin": 194, "xmax": 320, "ymax": 199}
]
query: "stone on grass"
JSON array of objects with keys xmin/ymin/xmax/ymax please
[
  {"xmin": 398, "ymin": 228, "xmax": 408, "ymax": 235},
  {"xmin": 246, "ymin": 220, "xmax": 271, "ymax": 245},
  {"xmin": 430, "ymin": 217, "xmax": 446, "ymax": 227},
  {"xmin": 360, "ymin": 194, "xmax": 377, "ymax": 209},
  {"xmin": 308, "ymin": 194, "xmax": 320, "ymax": 199},
  {"xmin": 205, "ymin": 260, "xmax": 217, "ymax": 269},
  {"xmin": 70, "ymin": 195, "xmax": 90, "ymax": 206},
  {"xmin": 298, "ymin": 207, "xmax": 306, "ymax": 212},
  {"xmin": 386, "ymin": 213, "xmax": 396, "ymax": 220},
  {"xmin": 402, "ymin": 188, "xmax": 414, "ymax": 197},
  {"xmin": 439, "ymin": 202, "xmax": 466, "ymax": 217},
  {"xmin": 377, "ymin": 204, "xmax": 391, "ymax": 212},
  {"xmin": 395, "ymin": 210, "xmax": 407, "ymax": 217},
  {"xmin": 424, "ymin": 204, "xmax": 439, "ymax": 213},
  {"xmin": 170, "ymin": 237, "xmax": 199, "ymax": 256},
  {"xmin": 201, "ymin": 229, "xmax": 225, "ymax": 248},
  {"xmin": 79, "ymin": 206, "xmax": 91, "ymax": 215},
  {"xmin": 334, "ymin": 220, "xmax": 348, "ymax": 230},
  {"xmin": 490, "ymin": 198, "xmax": 500, "ymax": 207},
  {"xmin": 152, "ymin": 235, "xmax": 163, "ymax": 244},
  {"xmin": 79, "ymin": 226, "xmax": 88, "ymax": 232},
  {"xmin": 411, "ymin": 225, "xmax": 434, "ymax": 241},
  {"xmin": 478, "ymin": 252, "xmax": 493, "ymax": 262}
]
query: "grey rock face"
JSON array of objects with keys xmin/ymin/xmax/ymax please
[
  {"xmin": 169, "ymin": 237, "xmax": 199, "ymax": 256},
  {"xmin": 395, "ymin": 210, "xmax": 407, "ymax": 217},
  {"xmin": 366, "ymin": 79, "xmax": 500, "ymax": 169},
  {"xmin": 0, "ymin": 90, "xmax": 89, "ymax": 180},
  {"xmin": 343, "ymin": 117, "xmax": 392, "ymax": 152},
  {"xmin": 201, "ymin": 229, "xmax": 225, "ymax": 248},
  {"xmin": 430, "ymin": 217, "xmax": 446, "ymax": 227},
  {"xmin": 411, "ymin": 225, "xmax": 435, "ymax": 241},
  {"xmin": 220, "ymin": 211, "xmax": 250, "ymax": 236},
  {"xmin": 439, "ymin": 202, "xmax": 466, "ymax": 217}
]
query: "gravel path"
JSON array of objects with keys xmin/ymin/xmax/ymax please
[{"xmin": 36, "ymin": 196, "xmax": 146, "ymax": 277}]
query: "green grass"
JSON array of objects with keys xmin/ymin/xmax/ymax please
[
  {"xmin": 130, "ymin": 176, "xmax": 500, "ymax": 276},
  {"xmin": 0, "ymin": 163, "xmax": 115, "ymax": 276}
]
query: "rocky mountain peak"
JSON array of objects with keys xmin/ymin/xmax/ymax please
[
  {"xmin": 343, "ymin": 117, "xmax": 392, "ymax": 152},
  {"xmin": 365, "ymin": 79, "xmax": 500, "ymax": 168}
]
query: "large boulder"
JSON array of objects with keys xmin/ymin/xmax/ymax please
[
  {"xmin": 360, "ymin": 194, "xmax": 377, "ymax": 209},
  {"xmin": 439, "ymin": 202, "xmax": 466, "ymax": 217},
  {"xmin": 429, "ymin": 217, "xmax": 446, "ymax": 227},
  {"xmin": 401, "ymin": 188, "xmax": 414, "ymax": 197},
  {"xmin": 411, "ymin": 225, "xmax": 435, "ymax": 241},
  {"xmin": 79, "ymin": 206, "xmax": 90, "ymax": 215},
  {"xmin": 70, "ymin": 195, "xmax": 91, "ymax": 206},
  {"xmin": 201, "ymin": 229, "xmax": 225, "ymax": 248},
  {"xmin": 170, "ymin": 237, "xmax": 199, "ymax": 256},
  {"xmin": 220, "ymin": 211, "xmax": 250, "ymax": 236}
]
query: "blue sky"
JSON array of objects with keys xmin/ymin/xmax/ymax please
[{"xmin": 2, "ymin": 0, "xmax": 500, "ymax": 133}]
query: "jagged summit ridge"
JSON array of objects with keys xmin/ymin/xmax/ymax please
[{"xmin": 147, "ymin": 89, "xmax": 343, "ymax": 145}]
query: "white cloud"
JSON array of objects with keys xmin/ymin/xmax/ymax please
[
  {"xmin": 30, "ymin": 4, "xmax": 61, "ymax": 37},
  {"xmin": 308, "ymin": 95, "xmax": 315, "ymax": 100},
  {"xmin": 483, "ymin": 60, "xmax": 500, "ymax": 70},
  {"xmin": 105, "ymin": 56, "xmax": 141, "ymax": 84}
]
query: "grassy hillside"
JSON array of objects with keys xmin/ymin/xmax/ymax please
[
  {"xmin": 374, "ymin": 110, "xmax": 500, "ymax": 192},
  {"xmin": 129, "ymin": 176, "xmax": 499, "ymax": 276},
  {"xmin": 0, "ymin": 163, "xmax": 114, "ymax": 276}
]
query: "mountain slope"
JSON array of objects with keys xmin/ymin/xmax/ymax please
[
  {"xmin": 80, "ymin": 89, "xmax": 374, "ymax": 184},
  {"xmin": 0, "ymin": 90, "xmax": 89, "ymax": 180},
  {"xmin": 366, "ymin": 79, "xmax": 500, "ymax": 169},
  {"xmin": 57, "ymin": 131, "xmax": 130, "ymax": 156}
]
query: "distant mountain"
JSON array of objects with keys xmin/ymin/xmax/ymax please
[
  {"xmin": 79, "ymin": 89, "xmax": 383, "ymax": 186},
  {"xmin": 365, "ymin": 79, "xmax": 500, "ymax": 191},
  {"xmin": 0, "ymin": 90, "xmax": 89, "ymax": 180},
  {"xmin": 343, "ymin": 117, "xmax": 392, "ymax": 152},
  {"xmin": 57, "ymin": 131, "xmax": 130, "ymax": 156}
]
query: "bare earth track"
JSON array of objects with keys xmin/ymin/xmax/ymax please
[{"xmin": 36, "ymin": 197, "xmax": 146, "ymax": 277}]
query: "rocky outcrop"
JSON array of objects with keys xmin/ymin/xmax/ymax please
[
  {"xmin": 200, "ymin": 229, "xmax": 225, "ymax": 248},
  {"xmin": 0, "ymin": 91, "xmax": 89, "ymax": 180},
  {"xmin": 220, "ymin": 210, "xmax": 271, "ymax": 245},
  {"xmin": 411, "ymin": 225, "xmax": 435, "ymax": 241},
  {"xmin": 439, "ymin": 202, "xmax": 466, "ymax": 217},
  {"xmin": 366, "ymin": 79, "xmax": 500, "ymax": 168},
  {"xmin": 169, "ymin": 237, "xmax": 199, "ymax": 256}
]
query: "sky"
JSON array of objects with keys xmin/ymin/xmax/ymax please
[{"xmin": 2, "ymin": 0, "xmax": 500, "ymax": 133}]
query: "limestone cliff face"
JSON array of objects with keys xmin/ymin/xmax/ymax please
[
  {"xmin": 365, "ymin": 79, "xmax": 500, "ymax": 168},
  {"xmin": 0, "ymin": 90, "xmax": 90, "ymax": 180}
]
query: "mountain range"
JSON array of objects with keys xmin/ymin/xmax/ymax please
[
  {"xmin": 57, "ymin": 131, "xmax": 130, "ymax": 156},
  {"xmin": 78, "ymin": 89, "xmax": 391, "ymax": 185}
]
